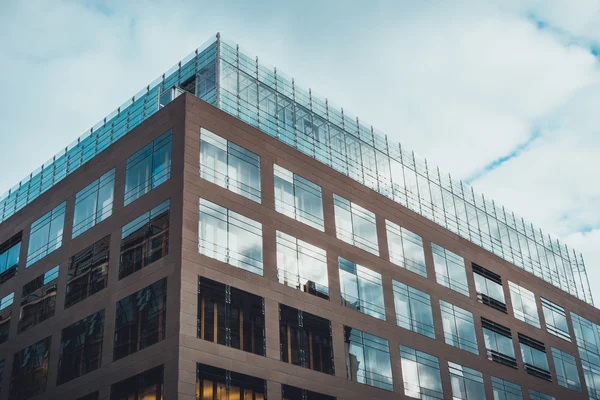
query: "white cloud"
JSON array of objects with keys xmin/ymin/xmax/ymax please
[{"xmin": 1, "ymin": 0, "xmax": 599, "ymax": 303}]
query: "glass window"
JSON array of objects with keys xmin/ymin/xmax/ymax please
[
  {"xmin": 197, "ymin": 277, "xmax": 265, "ymax": 356},
  {"xmin": 57, "ymin": 310, "xmax": 104, "ymax": 385},
  {"xmin": 110, "ymin": 365, "xmax": 163, "ymax": 400},
  {"xmin": 431, "ymin": 243, "xmax": 468, "ymax": 296},
  {"xmin": 392, "ymin": 280, "xmax": 434, "ymax": 338},
  {"xmin": 114, "ymin": 278, "xmax": 167, "ymax": 361},
  {"xmin": 333, "ymin": 194, "xmax": 379, "ymax": 255},
  {"xmin": 124, "ymin": 130, "xmax": 172, "ymax": 206},
  {"xmin": 482, "ymin": 318, "xmax": 517, "ymax": 368},
  {"xmin": 344, "ymin": 326, "xmax": 393, "ymax": 391},
  {"xmin": 571, "ymin": 312, "xmax": 600, "ymax": 398},
  {"xmin": 279, "ymin": 304, "xmax": 334, "ymax": 375},
  {"xmin": 0, "ymin": 292, "xmax": 14, "ymax": 344},
  {"xmin": 508, "ymin": 282, "xmax": 539, "ymax": 328},
  {"xmin": 274, "ymin": 165, "xmax": 324, "ymax": 230},
  {"xmin": 196, "ymin": 363, "xmax": 265, "ymax": 400},
  {"xmin": 491, "ymin": 376, "xmax": 522, "ymax": 400},
  {"xmin": 339, "ymin": 257, "xmax": 385, "ymax": 321},
  {"xmin": 200, "ymin": 127, "xmax": 261, "ymax": 203},
  {"xmin": 440, "ymin": 300, "xmax": 478, "ymax": 354},
  {"xmin": 472, "ymin": 263, "xmax": 506, "ymax": 313},
  {"xmin": 519, "ymin": 333, "xmax": 551, "ymax": 381},
  {"xmin": 400, "ymin": 345, "xmax": 443, "ymax": 399},
  {"xmin": 26, "ymin": 202, "xmax": 66, "ymax": 267},
  {"xmin": 528, "ymin": 389, "xmax": 555, "ymax": 400},
  {"xmin": 66, "ymin": 235, "xmax": 110, "ymax": 308},
  {"xmin": 552, "ymin": 347, "xmax": 581, "ymax": 391},
  {"xmin": 119, "ymin": 200, "xmax": 170, "ymax": 279},
  {"xmin": 9, "ymin": 336, "xmax": 51, "ymax": 400},
  {"xmin": 72, "ymin": 169, "xmax": 115, "ymax": 238},
  {"xmin": 0, "ymin": 233, "xmax": 21, "ymax": 283},
  {"xmin": 198, "ymin": 198, "xmax": 263, "ymax": 276},
  {"xmin": 282, "ymin": 384, "xmax": 336, "ymax": 400},
  {"xmin": 17, "ymin": 266, "xmax": 59, "ymax": 334},
  {"xmin": 385, "ymin": 220, "xmax": 426, "ymax": 277},
  {"xmin": 276, "ymin": 231, "xmax": 328, "ymax": 299},
  {"xmin": 448, "ymin": 362, "xmax": 485, "ymax": 400},
  {"xmin": 542, "ymin": 298, "xmax": 571, "ymax": 341}
]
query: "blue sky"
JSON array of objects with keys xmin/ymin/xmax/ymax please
[{"xmin": 1, "ymin": 0, "xmax": 600, "ymax": 302}]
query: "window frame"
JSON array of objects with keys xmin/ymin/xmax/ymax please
[
  {"xmin": 385, "ymin": 220, "xmax": 427, "ymax": 277},
  {"xmin": 392, "ymin": 280, "xmax": 434, "ymax": 338},
  {"xmin": 72, "ymin": 168, "xmax": 115, "ymax": 238},
  {"xmin": 339, "ymin": 257, "xmax": 386, "ymax": 321},
  {"xmin": 199, "ymin": 127, "xmax": 261, "ymax": 203},
  {"xmin": 123, "ymin": 130, "xmax": 172, "ymax": 206},
  {"xmin": 333, "ymin": 194, "xmax": 379, "ymax": 256},
  {"xmin": 431, "ymin": 243, "xmax": 469, "ymax": 296},
  {"xmin": 440, "ymin": 300, "xmax": 478, "ymax": 354}
]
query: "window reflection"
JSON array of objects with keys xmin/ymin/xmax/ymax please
[
  {"xmin": 448, "ymin": 362, "xmax": 485, "ymax": 400},
  {"xmin": 279, "ymin": 304, "xmax": 334, "ymax": 375},
  {"xmin": 400, "ymin": 345, "xmax": 443, "ymax": 399},
  {"xmin": 482, "ymin": 318, "xmax": 516, "ymax": 368},
  {"xmin": 491, "ymin": 376, "xmax": 522, "ymax": 400},
  {"xmin": 440, "ymin": 300, "xmax": 478, "ymax": 354},
  {"xmin": 508, "ymin": 282, "xmax": 539, "ymax": 328},
  {"xmin": 66, "ymin": 235, "xmax": 110, "ymax": 308},
  {"xmin": 519, "ymin": 333, "xmax": 551, "ymax": 381},
  {"xmin": 571, "ymin": 312, "xmax": 600, "ymax": 397},
  {"xmin": 386, "ymin": 220, "xmax": 426, "ymax": 277},
  {"xmin": 58, "ymin": 310, "xmax": 104, "ymax": 385},
  {"xmin": 199, "ymin": 198, "xmax": 263, "ymax": 276},
  {"xmin": 124, "ymin": 130, "xmax": 172, "ymax": 206},
  {"xmin": 339, "ymin": 257, "xmax": 385, "ymax": 321},
  {"xmin": 72, "ymin": 169, "xmax": 115, "ymax": 238},
  {"xmin": 472, "ymin": 263, "xmax": 506, "ymax": 313},
  {"xmin": 26, "ymin": 202, "xmax": 66, "ymax": 267},
  {"xmin": 392, "ymin": 280, "xmax": 434, "ymax": 338},
  {"xmin": 196, "ymin": 363, "xmax": 265, "ymax": 400},
  {"xmin": 542, "ymin": 298, "xmax": 571, "ymax": 342},
  {"xmin": 119, "ymin": 200, "xmax": 170, "ymax": 279},
  {"xmin": 114, "ymin": 278, "xmax": 167, "ymax": 361},
  {"xmin": 552, "ymin": 347, "xmax": 581, "ymax": 391},
  {"xmin": 200, "ymin": 128, "xmax": 261, "ymax": 203},
  {"xmin": 18, "ymin": 266, "xmax": 59, "ymax": 334},
  {"xmin": 344, "ymin": 326, "xmax": 393, "ymax": 391},
  {"xmin": 333, "ymin": 194, "xmax": 378, "ymax": 256},
  {"xmin": 9, "ymin": 336, "xmax": 51, "ymax": 400},
  {"xmin": 0, "ymin": 293, "xmax": 14, "ymax": 344},
  {"xmin": 197, "ymin": 277, "xmax": 265, "ymax": 356},
  {"xmin": 431, "ymin": 243, "xmax": 468, "ymax": 296},
  {"xmin": 276, "ymin": 231, "xmax": 328, "ymax": 299},
  {"xmin": 110, "ymin": 364, "xmax": 163, "ymax": 400},
  {"xmin": 0, "ymin": 233, "xmax": 21, "ymax": 283},
  {"xmin": 274, "ymin": 165, "xmax": 324, "ymax": 231}
]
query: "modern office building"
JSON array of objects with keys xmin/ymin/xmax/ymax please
[{"xmin": 0, "ymin": 33, "xmax": 597, "ymax": 400}]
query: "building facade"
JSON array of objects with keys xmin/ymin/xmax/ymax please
[{"xmin": 0, "ymin": 34, "xmax": 598, "ymax": 400}]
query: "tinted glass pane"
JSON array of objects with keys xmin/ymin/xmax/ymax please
[{"xmin": 66, "ymin": 235, "xmax": 110, "ymax": 308}]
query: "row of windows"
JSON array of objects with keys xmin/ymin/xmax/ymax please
[
  {"xmin": 3, "ymin": 278, "xmax": 167, "ymax": 400},
  {"xmin": 196, "ymin": 128, "xmax": 586, "ymax": 354},
  {"xmin": 0, "ymin": 200, "xmax": 171, "ymax": 345},
  {"xmin": 0, "ymin": 130, "xmax": 173, "ymax": 292},
  {"xmin": 193, "ymin": 274, "xmax": 580, "ymax": 399}
]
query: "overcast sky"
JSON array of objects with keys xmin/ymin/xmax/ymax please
[{"xmin": 1, "ymin": 0, "xmax": 599, "ymax": 303}]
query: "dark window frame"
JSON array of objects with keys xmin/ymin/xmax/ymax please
[
  {"xmin": 17, "ymin": 266, "xmax": 59, "ymax": 334},
  {"xmin": 57, "ymin": 310, "xmax": 105, "ymax": 385},
  {"xmin": 197, "ymin": 277, "xmax": 265, "ymax": 356},
  {"xmin": 110, "ymin": 364, "xmax": 163, "ymax": 400},
  {"xmin": 9, "ymin": 336, "xmax": 51, "ymax": 400},
  {"xmin": 65, "ymin": 235, "xmax": 110, "ymax": 308},
  {"xmin": 114, "ymin": 279, "xmax": 167, "ymax": 361},
  {"xmin": 279, "ymin": 304, "xmax": 334, "ymax": 375}
]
